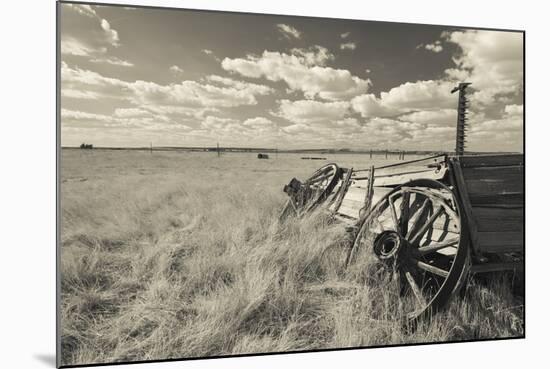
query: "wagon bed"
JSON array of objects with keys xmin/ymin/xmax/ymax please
[{"xmin": 282, "ymin": 152, "xmax": 524, "ymax": 321}]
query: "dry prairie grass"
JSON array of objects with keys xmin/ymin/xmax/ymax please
[{"xmin": 60, "ymin": 150, "xmax": 524, "ymax": 366}]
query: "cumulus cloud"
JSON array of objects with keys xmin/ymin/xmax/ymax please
[
  {"xmin": 424, "ymin": 40, "xmax": 443, "ymax": 53},
  {"xmin": 340, "ymin": 32, "xmax": 350, "ymax": 39},
  {"xmin": 65, "ymin": 4, "xmax": 121, "ymax": 48},
  {"xmin": 61, "ymin": 89, "xmax": 101, "ymax": 99},
  {"xmin": 90, "ymin": 56, "xmax": 133, "ymax": 67},
  {"xmin": 276, "ymin": 24, "xmax": 301, "ymax": 39},
  {"xmin": 62, "ymin": 36, "xmax": 132, "ymax": 66},
  {"xmin": 169, "ymin": 65, "xmax": 184, "ymax": 74},
  {"xmin": 399, "ymin": 109, "xmax": 457, "ymax": 126},
  {"xmin": 222, "ymin": 49, "xmax": 371, "ymax": 100},
  {"xmin": 290, "ymin": 46, "xmax": 334, "ymax": 66},
  {"xmin": 351, "ymin": 80, "xmax": 456, "ymax": 118},
  {"xmin": 274, "ymin": 99, "xmax": 350, "ymax": 124},
  {"xmin": 113, "ymin": 108, "xmax": 153, "ymax": 118},
  {"xmin": 66, "ymin": 4, "xmax": 97, "ymax": 18},
  {"xmin": 202, "ymin": 49, "xmax": 213, "ymax": 55},
  {"xmin": 61, "ymin": 37, "xmax": 96, "ymax": 56},
  {"xmin": 100, "ymin": 19, "xmax": 119, "ymax": 47},
  {"xmin": 444, "ymin": 30, "xmax": 523, "ymax": 102},
  {"xmin": 61, "ymin": 62, "xmax": 273, "ymax": 108},
  {"xmin": 340, "ymin": 42, "xmax": 356, "ymax": 50},
  {"xmin": 243, "ymin": 117, "xmax": 277, "ymax": 131},
  {"xmin": 504, "ymin": 104, "xmax": 523, "ymax": 117}
]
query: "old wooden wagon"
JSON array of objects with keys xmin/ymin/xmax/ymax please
[{"xmin": 281, "ymin": 84, "xmax": 524, "ymax": 321}]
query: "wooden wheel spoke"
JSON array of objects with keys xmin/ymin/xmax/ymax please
[
  {"xmin": 417, "ymin": 237, "xmax": 459, "ymax": 256},
  {"xmin": 388, "ymin": 199, "xmax": 399, "ymax": 231},
  {"xmin": 399, "ymin": 192, "xmax": 410, "ymax": 236},
  {"xmin": 406, "ymin": 198, "xmax": 430, "ymax": 239},
  {"xmin": 409, "ymin": 206, "xmax": 444, "ymax": 245},
  {"xmin": 416, "ymin": 260, "xmax": 449, "ymax": 278},
  {"xmin": 404, "ymin": 268, "xmax": 426, "ymax": 307}
]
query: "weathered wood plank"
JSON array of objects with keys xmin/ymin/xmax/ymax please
[
  {"xmin": 459, "ymin": 154, "xmax": 524, "ymax": 168},
  {"xmin": 371, "ymin": 186, "xmax": 394, "ymax": 207},
  {"xmin": 343, "ymin": 186, "xmax": 367, "ymax": 203},
  {"xmin": 470, "ymin": 262, "xmax": 523, "ymax": 274},
  {"xmin": 375, "ymin": 154, "xmax": 446, "ymax": 172},
  {"xmin": 337, "ymin": 203, "xmax": 361, "ymax": 219},
  {"xmin": 461, "ymin": 165, "xmax": 523, "ymax": 181},
  {"xmin": 469, "ymin": 193, "xmax": 524, "ymax": 207},
  {"xmin": 477, "ymin": 231, "xmax": 524, "ymax": 254},
  {"xmin": 359, "ymin": 165, "xmax": 375, "ymax": 219},
  {"xmin": 465, "ymin": 178, "xmax": 523, "ymax": 196},
  {"xmin": 471, "ymin": 207, "xmax": 524, "ymax": 232},
  {"xmin": 373, "ymin": 167, "xmax": 447, "ymax": 186},
  {"xmin": 340, "ymin": 198, "xmax": 364, "ymax": 210},
  {"xmin": 449, "ymin": 158, "xmax": 480, "ymax": 254},
  {"xmin": 331, "ymin": 168, "xmax": 353, "ymax": 213}
]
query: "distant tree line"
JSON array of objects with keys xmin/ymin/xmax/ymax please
[{"xmin": 80, "ymin": 143, "xmax": 93, "ymax": 149}]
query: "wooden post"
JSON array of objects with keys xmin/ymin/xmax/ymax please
[
  {"xmin": 370, "ymin": 149, "xmax": 372, "ymax": 159},
  {"xmin": 217, "ymin": 142, "xmax": 220, "ymax": 158},
  {"xmin": 385, "ymin": 150, "xmax": 388, "ymax": 159}
]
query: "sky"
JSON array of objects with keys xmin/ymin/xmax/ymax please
[{"xmin": 59, "ymin": 2, "xmax": 524, "ymax": 151}]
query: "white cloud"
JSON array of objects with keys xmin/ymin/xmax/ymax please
[
  {"xmin": 340, "ymin": 42, "xmax": 356, "ymax": 50},
  {"xmin": 352, "ymin": 80, "xmax": 456, "ymax": 118},
  {"xmin": 243, "ymin": 117, "xmax": 277, "ymax": 130},
  {"xmin": 290, "ymin": 46, "xmax": 334, "ymax": 66},
  {"xmin": 129, "ymin": 79, "xmax": 272, "ymax": 108},
  {"xmin": 169, "ymin": 65, "xmax": 184, "ymax": 74},
  {"xmin": 504, "ymin": 104, "xmax": 523, "ymax": 116},
  {"xmin": 61, "ymin": 37, "xmax": 95, "ymax": 56},
  {"xmin": 61, "ymin": 62, "xmax": 273, "ymax": 108},
  {"xmin": 66, "ymin": 4, "xmax": 121, "ymax": 48},
  {"xmin": 276, "ymin": 24, "xmax": 301, "ymax": 39},
  {"xmin": 425, "ymin": 40, "xmax": 443, "ymax": 53},
  {"xmin": 90, "ymin": 56, "xmax": 133, "ymax": 67},
  {"xmin": 274, "ymin": 99, "xmax": 350, "ymax": 124},
  {"xmin": 114, "ymin": 108, "xmax": 152, "ymax": 118},
  {"xmin": 66, "ymin": 4, "xmax": 97, "ymax": 18},
  {"xmin": 222, "ymin": 50, "xmax": 371, "ymax": 100},
  {"xmin": 399, "ymin": 109, "xmax": 457, "ymax": 126},
  {"xmin": 100, "ymin": 19, "xmax": 119, "ymax": 47},
  {"xmin": 444, "ymin": 30, "xmax": 523, "ymax": 103},
  {"xmin": 340, "ymin": 32, "xmax": 350, "ymax": 39},
  {"xmin": 202, "ymin": 49, "xmax": 213, "ymax": 55},
  {"xmin": 61, "ymin": 89, "xmax": 100, "ymax": 99}
]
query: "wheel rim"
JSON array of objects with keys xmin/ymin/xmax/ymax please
[
  {"xmin": 300, "ymin": 163, "xmax": 341, "ymax": 213},
  {"xmin": 347, "ymin": 179, "xmax": 470, "ymax": 321}
]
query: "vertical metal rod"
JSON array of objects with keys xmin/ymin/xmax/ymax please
[{"xmin": 451, "ymin": 82, "xmax": 471, "ymax": 156}]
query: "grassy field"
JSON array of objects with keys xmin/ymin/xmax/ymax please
[{"xmin": 60, "ymin": 149, "xmax": 524, "ymax": 366}]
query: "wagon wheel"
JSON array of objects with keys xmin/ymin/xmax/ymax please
[
  {"xmin": 346, "ymin": 179, "xmax": 470, "ymax": 322},
  {"xmin": 282, "ymin": 163, "xmax": 341, "ymax": 217}
]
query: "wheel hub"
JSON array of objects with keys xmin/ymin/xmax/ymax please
[{"xmin": 373, "ymin": 230, "xmax": 405, "ymax": 263}]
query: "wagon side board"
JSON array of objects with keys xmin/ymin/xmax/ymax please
[
  {"xmin": 452, "ymin": 154, "xmax": 524, "ymax": 259},
  {"xmin": 333, "ymin": 155, "xmax": 448, "ymax": 225}
]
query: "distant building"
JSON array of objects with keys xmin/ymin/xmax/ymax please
[
  {"xmin": 80, "ymin": 143, "xmax": 93, "ymax": 149},
  {"xmin": 257, "ymin": 153, "xmax": 269, "ymax": 159}
]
